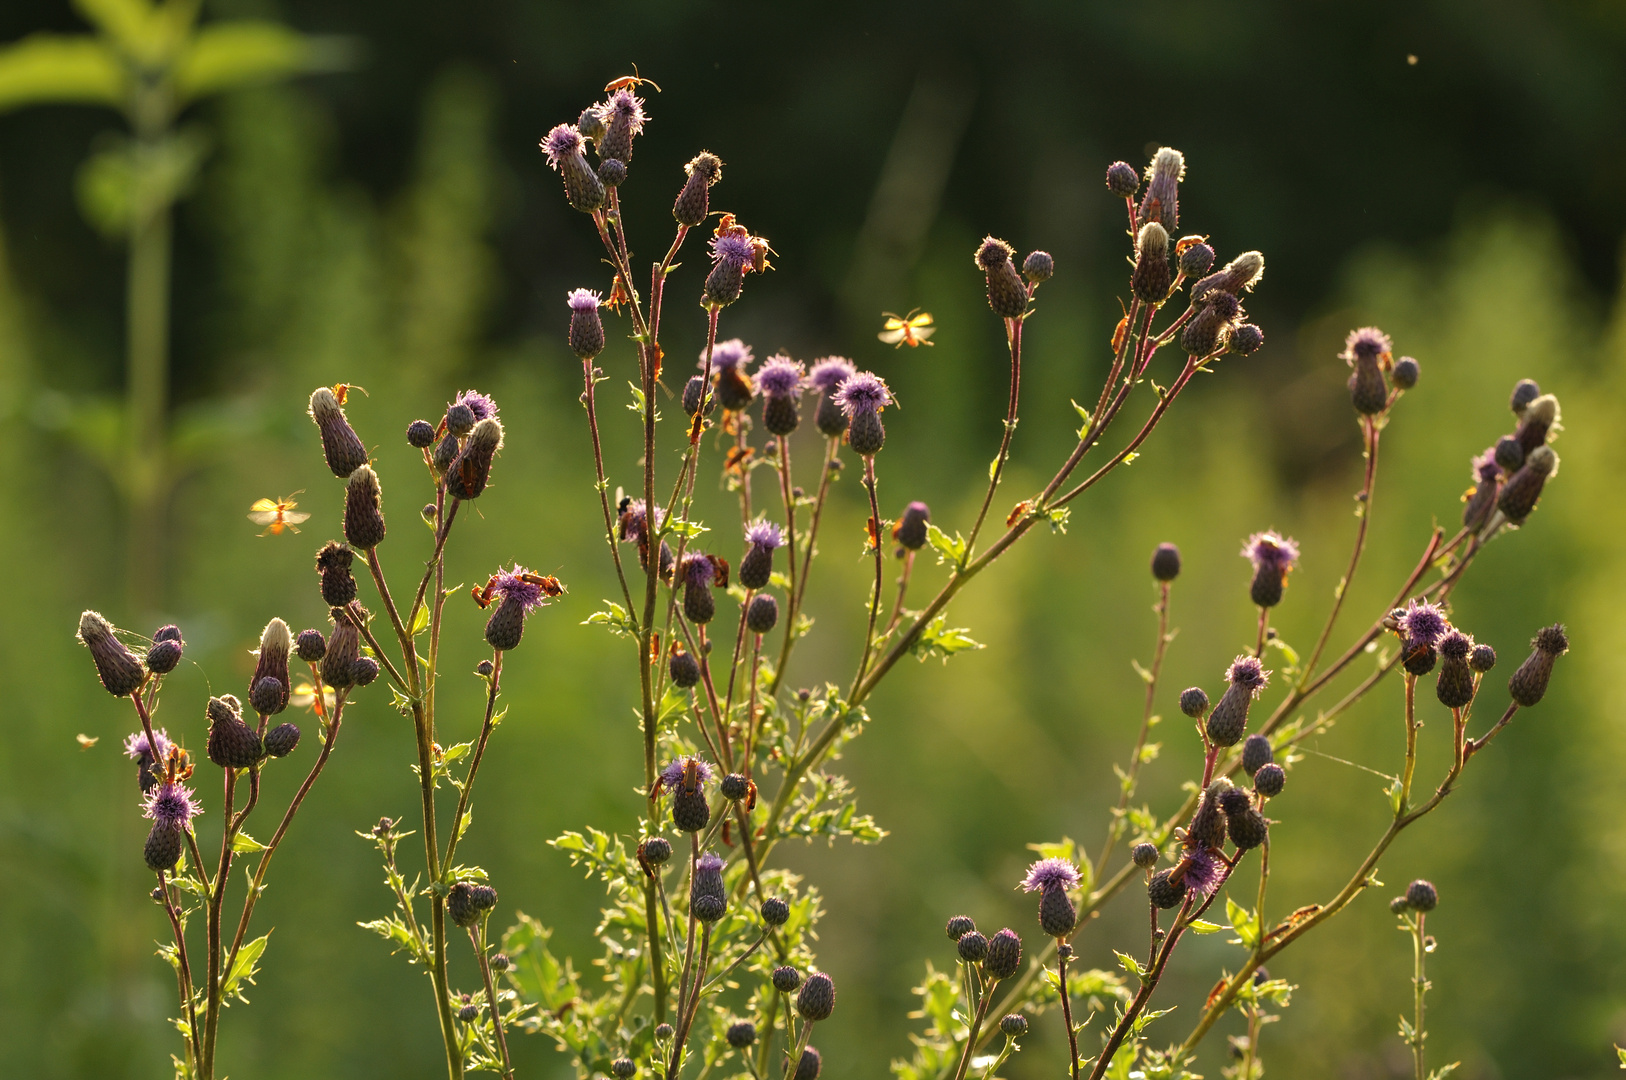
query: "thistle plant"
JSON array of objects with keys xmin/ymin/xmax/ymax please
[{"xmin": 75, "ymin": 75, "xmax": 1572, "ymax": 1080}]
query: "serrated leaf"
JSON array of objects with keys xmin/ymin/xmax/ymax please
[
  {"xmin": 924, "ymin": 523, "xmax": 967, "ymax": 568},
  {"xmin": 231, "ymin": 831, "xmax": 268, "ymax": 854},
  {"xmin": 907, "ymin": 615, "xmax": 982, "ymax": 663},
  {"xmin": 1114, "ymin": 950, "xmax": 1144, "ymax": 978},
  {"xmin": 221, "ymin": 932, "xmax": 270, "ymax": 1002}
]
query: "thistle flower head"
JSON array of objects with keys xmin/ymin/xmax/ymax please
[
  {"xmin": 124, "ymin": 728, "xmax": 173, "ymax": 762},
  {"xmin": 568, "ymin": 288, "xmax": 601, "ymax": 313},
  {"xmin": 835, "ymin": 372, "xmax": 893, "ymax": 418},
  {"xmin": 1342, "ymin": 326, "xmax": 1393, "ymax": 364},
  {"xmin": 604, "ymin": 89, "xmax": 647, "ymax": 133},
  {"xmin": 808, "ymin": 356, "xmax": 856, "ymax": 394},
  {"xmin": 711, "ymin": 231, "xmax": 756, "ymax": 270},
  {"xmin": 685, "ymin": 151, "xmax": 723, "ymax": 182},
  {"xmin": 542, "ymin": 124, "xmax": 586, "ymax": 170},
  {"xmin": 1439, "ymin": 630, "xmax": 1473, "ymax": 661},
  {"xmin": 755, "ymin": 356, "xmax": 806, "ymax": 398},
  {"xmin": 1180, "ymin": 845, "xmax": 1223, "ymax": 897},
  {"xmin": 1226, "ymin": 656, "xmax": 1270, "ymax": 695},
  {"xmin": 1242, "ymin": 531, "xmax": 1299, "ymax": 573},
  {"xmin": 680, "ymin": 553, "xmax": 719, "ymax": 588},
  {"xmin": 1472, "ymin": 447, "xmax": 1501, "ymax": 484},
  {"xmin": 745, "ymin": 520, "xmax": 784, "ymax": 550},
  {"xmin": 1398, "ymin": 599, "xmax": 1449, "ymax": 651},
  {"xmin": 617, "ymin": 499, "xmax": 665, "ymax": 544},
  {"xmin": 143, "ymin": 780, "xmax": 200, "ymax": 829},
  {"xmin": 453, "ymin": 390, "xmax": 499, "ymax": 422},
  {"xmin": 974, "ymin": 236, "xmax": 1015, "ymax": 270},
  {"xmin": 697, "ymin": 852, "xmax": 726, "ymax": 876},
  {"xmin": 491, "ymin": 566, "xmax": 553, "ymax": 612},
  {"xmin": 1020, "ymin": 857, "xmax": 1081, "ymax": 894},
  {"xmin": 706, "ymin": 338, "xmax": 754, "ymax": 373},
  {"xmin": 660, "ymin": 755, "xmax": 717, "ymax": 789}
]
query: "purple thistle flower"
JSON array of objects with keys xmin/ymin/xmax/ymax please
[
  {"xmin": 1341, "ymin": 326, "xmax": 1393, "ymax": 365},
  {"xmin": 680, "ymin": 553, "xmax": 718, "ymax": 588},
  {"xmin": 541, "ymin": 124, "xmax": 585, "ymax": 170},
  {"xmin": 704, "ymin": 339, "xmax": 754, "ymax": 373},
  {"xmin": 1179, "ymin": 846, "xmax": 1223, "ymax": 897},
  {"xmin": 605, "ymin": 89, "xmax": 647, "ymax": 132},
  {"xmin": 454, "ymin": 390, "xmax": 498, "ymax": 422},
  {"xmin": 755, "ymin": 356, "xmax": 806, "ymax": 398},
  {"xmin": 711, "ymin": 231, "xmax": 755, "ymax": 270},
  {"xmin": 745, "ymin": 520, "xmax": 784, "ymax": 550},
  {"xmin": 697, "ymin": 852, "xmax": 726, "ymax": 875},
  {"xmin": 568, "ymin": 288, "xmax": 601, "ymax": 313},
  {"xmin": 1471, "ymin": 447, "xmax": 1500, "ymax": 484},
  {"xmin": 660, "ymin": 756, "xmax": 717, "ymax": 790},
  {"xmin": 1242, "ymin": 531, "xmax": 1299, "ymax": 572},
  {"xmin": 143, "ymin": 780, "xmax": 201, "ymax": 830},
  {"xmin": 808, "ymin": 356, "xmax": 856, "ymax": 394},
  {"xmin": 491, "ymin": 566, "xmax": 553, "ymax": 612},
  {"xmin": 834, "ymin": 372, "xmax": 893, "ymax": 419},
  {"xmin": 1225, "ymin": 655, "xmax": 1270, "ymax": 695},
  {"xmin": 1020, "ymin": 857, "xmax": 1081, "ymax": 894},
  {"xmin": 1398, "ymin": 599, "xmax": 1449, "ymax": 651},
  {"xmin": 124, "ymin": 728, "xmax": 173, "ymax": 762},
  {"xmin": 617, "ymin": 499, "xmax": 665, "ymax": 545}
]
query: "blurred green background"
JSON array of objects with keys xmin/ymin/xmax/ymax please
[{"xmin": 2, "ymin": 1, "xmax": 1624, "ymax": 1077}]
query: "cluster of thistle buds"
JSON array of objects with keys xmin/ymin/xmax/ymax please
[{"xmin": 1464, "ymin": 377, "xmax": 1562, "ymax": 533}]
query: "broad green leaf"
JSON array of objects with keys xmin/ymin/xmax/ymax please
[
  {"xmin": 409, "ymin": 602, "xmax": 430, "ymax": 636},
  {"xmin": 906, "ymin": 615, "xmax": 982, "ymax": 663},
  {"xmin": 924, "ymin": 522, "xmax": 967, "ymax": 567},
  {"xmin": 0, "ymin": 34, "xmax": 122, "ymax": 111},
  {"xmin": 221, "ymin": 932, "xmax": 269, "ymax": 1002},
  {"xmin": 1226, "ymin": 896, "xmax": 1259, "ymax": 949},
  {"xmin": 74, "ymin": 0, "xmax": 194, "ymax": 67},
  {"xmin": 230, "ymin": 831, "xmax": 267, "ymax": 854},
  {"xmin": 1186, "ymin": 919, "xmax": 1222, "ymax": 934}
]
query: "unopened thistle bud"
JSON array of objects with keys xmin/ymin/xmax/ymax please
[
  {"xmin": 1229, "ymin": 323, "xmax": 1265, "ymax": 355},
  {"xmin": 1494, "ymin": 435, "xmax": 1524, "ymax": 473},
  {"xmin": 720, "ymin": 773, "xmax": 750, "ymax": 802},
  {"xmin": 1179, "ymin": 686, "xmax": 1209, "ymax": 718},
  {"xmin": 1254, "ymin": 762, "xmax": 1286, "ymax": 798},
  {"xmin": 1435, "ymin": 630, "xmax": 1476, "ymax": 709},
  {"xmin": 1497, "ymin": 445, "xmax": 1557, "ymax": 525},
  {"xmin": 1105, "ymin": 160, "xmax": 1139, "ymax": 198},
  {"xmin": 975, "ymin": 237, "xmax": 1028, "ymax": 318},
  {"xmin": 1241, "ymin": 733, "xmax": 1273, "ymax": 775},
  {"xmin": 756, "ymin": 355, "xmax": 807, "ymax": 436},
  {"xmin": 1392, "ymin": 356, "xmax": 1420, "ymax": 390},
  {"xmin": 1189, "ymin": 780, "xmax": 1231, "ymax": 849},
  {"xmin": 316, "ymin": 541, "xmax": 358, "ymax": 607},
  {"xmin": 264, "ymin": 722, "xmax": 301, "ymax": 757},
  {"xmin": 1021, "ymin": 858, "xmax": 1081, "ymax": 939},
  {"xmin": 772, "ymin": 966, "xmax": 803, "ymax": 993},
  {"xmin": 946, "ymin": 915, "xmax": 976, "ymax": 940},
  {"xmin": 447, "ymin": 880, "xmax": 498, "ymax": 927},
  {"xmin": 432, "ymin": 433, "xmax": 459, "ymax": 474},
  {"xmin": 577, "ymin": 105, "xmax": 606, "ymax": 144},
  {"xmin": 446, "ymin": 418, "xmax": 504, "ymax": 500},
  {"xmin": 1462, "ymin": 449, "xmax": 1501, "ymax": 529},
  {"xmin": 1148, "ymin": 542, "xmax": 1181, "ymax": 582},
  {"xmin": 835, "ymin": 372, "xmax": 893, "ymax": 457},
  {"xmin": 1514, "ymin": 394, "xmax": 1559, "ymax": 454},
  {"xmin": 895, "ymin": 502, "xmax": 930, "ymax": 551},
  {"xmin": 206, "ymin": 695, "xmax": 262, "ymax": 769},
  {"xmin": 809, "ymin": 356, "xmax": 857, "ymax": 437},
  {"xmin": 249, "ymin": 676, "xmax": 284, "ymax": 717},
  {"xmin": 1000, "ymin": 1014, "xmax": 1028, "ymax": 1038},
  {"xmin": 308, "ymin": 387, "xmax": 369, "ymax": 478},
  {"xmin": 795, "ymin": 971, "xmax": 836, "ymax": 1021},
  {"xmin": 1508, "ymin": 623, "xmax": 1567, "ymax": 706},
  {"xmin": 598, "ymin": 158, "xmax": 626, "ymax": 187},
  {"xmin": 1227, "ymin": 808, "xmax": 1269, "ymax": 851},
  {"xmin": 1390, "ymin": 895, "xmax": 1411, "ymax": 914},
  {"xmin": 1207, "ymin": 657, "xmax": 1269, "ymax": 747},
  {"xmin": 691, "ymin": 852, "xmax": 728, "ymax": 923},
  {"xmin": 640, "ymin": 836, "xmax": 673, "ymax": 867},
  {"xmin": 145, "ymin": 821, "xmax": 184, "ymax": 871},
  {"xmin": 568, "ymin": 289, "xmax": 605, "ymax": 360},
  {"xmin": 1178, "ymin": 241, "xmax": 1215, "ymax": 278},
  {"xmin": 407, "ymin": 419, "xmax": 436, "ymax": 448},
  {"xmin": 541, "ymin": 124, "xmax": 604, "ymax": 212},
  {"xmin": 655, "ymin": 1023, "xmax": 675, "ymax": 1041},
  {"xmin": 682, "ymin": 375, "xmax": 711, "ymax": 418},
  {"xmin": 1181, "ymin": 299, "xmax": 1230, "ymax": 357},
  {"xmin": 446, "ymin": 403, "xmax": 476, "ymax": 437},
  {"xmin": 344, "ymin": 465, "xmax": 387, "ymax": 550},
  {"xmin": 146, "ymin": 637, "xmax": 183, "ymax": 676},
  {"xmin": 1509, "ymin": 378, "xmax": 1541, "ymax": 416},
  {"xmin": 1403, "ymin": 644, "xmax": 1437, "ymax": 677},
  {"xmin": 674, "ymin": 151, "xmax": 723, "ymax": 227},
  {"xmin": 295, "ymin": 628, "xmax": 326, "ymax": 662},
  {"xmin": 1022, "ymin": 250, "xmax": 1054, "ymax": 284},
  {"xmin": 1148, "ymin": 868, "xmax": 1186, "ymax": 909},
  {"xmin": 795, "ymin": 1048, "xmax": 822, "ymax": 1080},
  {"xmin": 982, "ymin": 929, "xmax": 1022, "ymax": 981},
  {"xmin": 668, "ymin": 645, "xmax": 700, "ymax": 688},
  {"xmin": 322, "ymin": 609, "xmax": 361, "ymax": 689},
  {"xmin": 1192, "ymin": 251, "xmax": 1265, "ymax": 301},
  {"xmin": 1138, "ymin": 147, "xmax": 1184, "ymax": 230},
  {"xmin": 1470, "ymin": 643, "xmax": 1497, "ymax": 673},
  {"xmin": 352, "ymin": 656, "xmax": 379, "ymax": 686},
  {"xmin": 1131, "ymin": 222, "xmax": 1171, "ymax": 303},
  {"xmin": 761, "ymin": 896, "xmax": 790, "ymax": 926},
  {"xmin": 739, "ymin": 520, "xmax": 783, "ymax": 589},
  {"xmin": 726, "ymin": 1020, "xmax": 757, "ymax": 1049},
  {"xmin": 1243, "ymin": 531, "xmax": 1299, "ymax": 608},
  {"xmin": 1405, "ymin": 879, "xmax": 1438, "ymax": 912},
  {"xmin": 956, "ymin": 931, "xmax": 988, "ymax": 962},
  {"xmin": 746, "ymin": 593, "xmax": 778, "ymax": 634},
  {"xmin": 78, "ymin": 611, "xmax": 146, "ymax": 697}
]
